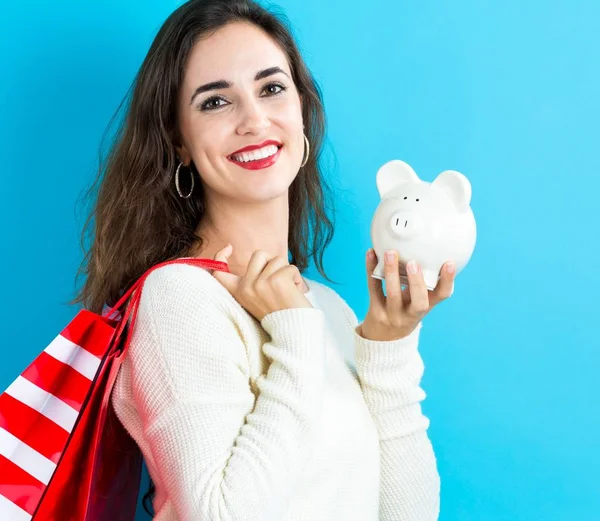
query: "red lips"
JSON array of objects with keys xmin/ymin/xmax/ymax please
[{"xmin": 229, "ymin": 139, "xmax": 282, "ymax": 157}]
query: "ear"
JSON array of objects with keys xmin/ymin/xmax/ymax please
[
  {"xmin": 376, "ymin": 160, "xmax": 421, "ymax": 198},
  {"xmin": 431, "ymin": 170, "xmax": 472, "ymax": 212},
  {"xmin": 174, "ymin": 143, "xmax": 191, "ymax": 164}
]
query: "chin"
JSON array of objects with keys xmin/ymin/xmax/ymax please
[
  {"xmin": 244, "ymin": 186, "xmax": 290, "ymax": 203},
  {"xmin": 237, "ymin": 167, "xmax": 296, "ymax": 193}
]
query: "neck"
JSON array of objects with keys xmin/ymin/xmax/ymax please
[{"xmin": 189, "ymin": 189, "xmax": 291, "ymax": 277}]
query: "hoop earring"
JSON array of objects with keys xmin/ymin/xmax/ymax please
[
  {"xmin": 300, "ymin": 134, "xmax": 310, "ymax": 168},
  {"xmin": 175, "ymin": 161, "xmax": 195, "ymax": 199}
]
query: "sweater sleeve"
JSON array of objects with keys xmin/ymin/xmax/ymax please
[
  {"xmin": 125, "ymin": 266, "xmax": 327, "ymax": 521},
  {"xmin": 334, "ymin": 292, "xmax": 440, "ymax": 521}
]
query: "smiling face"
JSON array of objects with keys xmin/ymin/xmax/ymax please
[{"xmin": 175, "ymin": 21, "xmax": 305, "ymax": 205}]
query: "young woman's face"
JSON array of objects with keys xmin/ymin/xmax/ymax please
[{"xmin": 176, "ymin": 21, "xmax": 305, "ymax": 204}]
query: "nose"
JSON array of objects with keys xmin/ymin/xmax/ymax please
[
  {"xmin": 388, "ymin": 211, "xmax": 423, "ymax": 239},
  {"xmin": 236, "ymin": 97, "xmax": 270, "ymax": 135}
]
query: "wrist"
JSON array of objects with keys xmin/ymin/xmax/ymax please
[{"xmin": 359, "ymin": 318, "xmax": 416, "ymax": 342}]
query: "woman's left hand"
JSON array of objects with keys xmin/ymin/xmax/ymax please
[{"xmin": 359, "ymin": 248, "xmax": 456, "ymax": 342}]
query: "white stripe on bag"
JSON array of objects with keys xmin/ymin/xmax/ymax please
[
  {"xmin": 4, "ymin": 376, "xmax": 78, "ymax": 432},
  {"xmin": 0, "ymin": 427, "xmax": 56, "ymax": 485},
  {"xmin": 0, "ymin": 492, "xmax": 33, "ymax": 521},
  {"xmin": 45, "ymin": 334, "xmax": 102, "ymax": 381}
]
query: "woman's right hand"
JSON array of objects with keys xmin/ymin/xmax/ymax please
[{"xmin": 211, "ymin": 244, "xmax": 313, "ymax": 322}]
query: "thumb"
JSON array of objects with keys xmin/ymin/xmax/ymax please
[
  {"xmin": 211, "ymin": 244, "xmax": 239, "ymax": 292},
  {"xmin": 292, "ymin": 269, "xmax": 306, "ymax": 292}
]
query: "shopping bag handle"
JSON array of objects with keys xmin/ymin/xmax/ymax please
[{"xmin": 103, "ymin": 257, "xmax": 230, "ymax": 319}]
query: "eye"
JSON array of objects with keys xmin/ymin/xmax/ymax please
[
  {"xmin": 200, "ymin": 97, "xmax": 228, "ymax": 111},
  {"xmin": 199, "ymin": 82, "xmax": 287, "ymax": 112},
  {"xmin": 262, "ymin": 82, "xmax": 286, "ymax": 96}
]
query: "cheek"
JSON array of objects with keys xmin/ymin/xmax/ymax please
[
  {"xmin": 280, "ymin": 98, "xmax": 303, "ymax": 125},
  {"xmin": 275, "ymin": 105, "xmax": 304, "ymax": 152},
  {"xmin": 190, "ymin": 123, "xmax": 228, "ymax": 161}
]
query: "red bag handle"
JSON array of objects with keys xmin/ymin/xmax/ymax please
[{"xmin": 104, "ymin": 257, "xmax": 230, "ymax": 353}]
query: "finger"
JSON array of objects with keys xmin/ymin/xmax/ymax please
[
  {"xmin": 259, "ymin": 255, "xmax": 290, "ymax": 281},
  {"xmin": 366, "ymin": 249, "xmax": 385, "ymax": 314},
  {"xmin": 405, "ymin": 260, "xmax": 430, "ymax": 316},
  {"xmin": 383, "ymin": 250, "xmax": 403, "ymax": 322},
  {"xmin": 244, "ymin": 250, "xmax": 273, "ymax": 285},
  {"xmin": 430, "ymin": 261, "xmax": 456, "ymax": 306},
  {"xmin": 292, "ymin": 269, "xmax": 306, "ymax": 291},
  {"xmin": 273, "ymin": 264, "xmax": 304, "ymax": 291},
  {"xmin": 273, "ymin": 262, "xmax": 307, "ymax": 292},
  {"xmin": 260, "ymin": 255, "xmax": 306, "ymax": 292},
  {"xmin": 211, "ymin": 244, "xmax": 240, "ymax": 293}
]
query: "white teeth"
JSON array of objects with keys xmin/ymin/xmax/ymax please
[{"xmin": 232, "ymin": 145, "xmax": 279, "ymax": 163}]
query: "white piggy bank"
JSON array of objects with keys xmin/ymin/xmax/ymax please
[{"xmin": 371, "ymin": 160, "xmax": 477, "ymax": 292}]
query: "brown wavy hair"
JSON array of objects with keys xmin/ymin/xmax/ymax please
[{"xmin": 70, "ymin": 0, "xmax": 336, "ymax": 515}]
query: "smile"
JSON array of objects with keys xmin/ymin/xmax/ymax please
[{"xmin": 228, "ymin": 144, "xmax": 283, "ymax": 170}]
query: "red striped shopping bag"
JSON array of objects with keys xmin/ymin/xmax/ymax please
[{"xmin": 0, "ymin": 257, "xmax": 229, "ymax": 521}]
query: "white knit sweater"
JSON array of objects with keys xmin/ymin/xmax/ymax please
[{"xmin": 111, "ymin": 263, "xmax": 440, "ymax": 520}]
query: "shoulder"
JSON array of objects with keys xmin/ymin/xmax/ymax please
[
  {"xmin": 116, "ymin": 263, "xmax": 251, "ymax": 415},
  {"xmin": 142, "ymin": 261, "xmax": 225, "ymax": 295},
  {"xmin": 131, "ymin": 262, "xmax": 244, "ymax": 340},
  {"xmin": 126, "ymin": 262, "xmax": 250, "ymax": 365},
  {"xmin": 139, "ymin": 262, "xmax": 234, "ymax": 312}
]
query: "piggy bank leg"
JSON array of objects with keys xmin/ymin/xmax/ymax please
[
  {"xmin": 423, "ymin": 269, "xmax": 439, "ymax": 291},
  {"xmin": 371, "ymin": 259, "xmax": 385, "ymax": 280},
  {"xmin": 423, "ymin": 269, "xmax": 454, "ymax": 296}
]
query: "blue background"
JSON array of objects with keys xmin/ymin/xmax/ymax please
[{"xmin": 1, "ymin": 1, "xmax": 598, "ymax": 519}]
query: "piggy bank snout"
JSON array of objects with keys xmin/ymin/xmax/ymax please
[{"xmin": 388, "ymin": 211, "xmax": 423, "ymax": 239}]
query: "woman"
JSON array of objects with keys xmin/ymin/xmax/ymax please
[{"xmin": 74, "ymin": 0, "xmax": 456, "ymax": 519}]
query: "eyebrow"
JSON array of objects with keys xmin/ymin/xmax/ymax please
[{"xmin": 189, "ymin": 66, "xmax": 290, "ymax": 105}]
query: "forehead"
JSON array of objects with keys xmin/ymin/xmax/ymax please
[{"xmin": 184, "ymin": 21, "xmax": 290, "ymax": 85}]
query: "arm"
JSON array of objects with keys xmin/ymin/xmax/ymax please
[
  {"xmin": 338, "ymin": 295, "xmax": 440, "ymax": 521},
  {"xmin": 128, "ymin": 266, "xmax": 326, "ymax": 521}
]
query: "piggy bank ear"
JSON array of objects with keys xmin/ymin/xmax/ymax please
[
  {"xmin": 431, "ymin": 170, "xmax": 472, "ymax": 212},
  {"xmin": 376, "ymin": 160, "xmax": 421, "ymax": 197}
]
